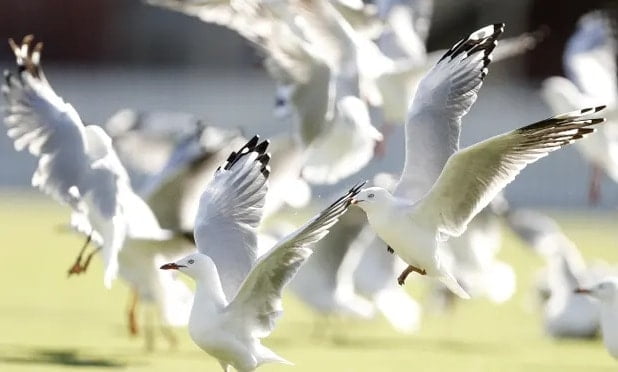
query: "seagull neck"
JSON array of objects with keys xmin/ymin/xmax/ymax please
[{"xmin": 193, "ymin": 275, "xmax": 228, "ymax": 311}]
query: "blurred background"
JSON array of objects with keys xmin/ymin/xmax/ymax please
[
  {"xmin": 0, "ymin": 0, "xmax": 616, "ymax": 207},
  {"xmin": 1, "ymin": 1, "xmax": 618, "ymax": 371}
]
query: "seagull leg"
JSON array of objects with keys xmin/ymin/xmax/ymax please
[
  {"xmin": 128, "ymin": 289, "xmax": 139, "ymax": 336},
  {"xmin": 397, "ymin": 265, "xmax": 426, "ymax": 285},
  {"xmin": 80, "ymin": 246, "xmax": 101, "ymax": 273},
  {"xmin": 588, "ymin": 164, "xmax": 602, "ymax": 205},
  {"xmin": 386, "ymin": 245, "xmax": 394, "ymax": 254},
  {"xmin": 67, "ymin": 233, "xmax": 92, "ymax": 276}
]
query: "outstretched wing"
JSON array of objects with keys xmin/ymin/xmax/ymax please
[
  {"xmin": 415, "ymin": 107, "xmax": 606, "ymax": 237},
  {"xmin": 394, "ymin": 24, "xmax": 504, "ymax": 202},
  {"xmin": 193, "ymin": 136, "xmax": 270, "ymax": 301},
  {"xmin": 3, "ymin": 36, "xmax": 92, "ymax": 210},
  {"xmin": 224, "ymin": 182, "xmax": 364, "ymax": 338}
]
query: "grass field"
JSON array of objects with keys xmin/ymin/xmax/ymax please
[{"xmin": 1, "ymin": 194, "xmax": 617, "ymax": 372}]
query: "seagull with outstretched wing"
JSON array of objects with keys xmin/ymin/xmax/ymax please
[
  {"xmin": 350, "ymin": 25, "xmax": 607, "ymax": 298},
  {"xmin": 541, "ymin": 11, "xmax": 618, "ymax": 204},
  {"xmin": 2, "ymin": 36, "xmax": 171, "ymax": 288},
  {"xmin": 161, "ymin": 136, "xmax": 363, "ymax": 371}
]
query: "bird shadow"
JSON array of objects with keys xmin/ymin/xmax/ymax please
[{"xmin": 0, "ymin": 345, "xmax": 136, "ymax": 368}]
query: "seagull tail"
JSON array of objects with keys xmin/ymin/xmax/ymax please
[
  {"xmin": 439, "ymin": 274, "xmax": 471, "ymax": 300},
  {"xmin": 256, "ymin": 343, "xmax": 293, "ymax": 367}
]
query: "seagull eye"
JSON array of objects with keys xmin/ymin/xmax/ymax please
[
  {"xmin": 368, "ymin": 193, "xmax": 375, "ymax": 199},
  {"xmin": 188, "ymin": 259, "xmax": 195, "ymax": 265}
]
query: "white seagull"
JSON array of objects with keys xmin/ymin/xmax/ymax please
[
  {"xmin": 146, "ymin": 0, "xmax": 384, "ymax": 185},
  {"xmin": 2, "ymin": 36, "xmax": 171, "ymax": 288},
  {"xmin": 576, "ymin": 277, "xmax": 618, "ymax": 359},
  {"xmin": 160, "ymin": 136, "xmax": 363, "ymax": 371},
  {"xmin": 350, "ymin": 24, "xmax": 607, "ymax": 298},
  {"xmin": 541, "ymin": 11, "xmax": 618, "ymax": 204}
]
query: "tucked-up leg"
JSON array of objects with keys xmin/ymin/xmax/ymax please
[{"xmin": 397, "ymin": 265, "xmax": 427, "ymax": 285}]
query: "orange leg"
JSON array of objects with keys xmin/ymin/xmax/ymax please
[
  {"xmin": 128, "ymin": 289, "xmax": 139, "ymax": 336},
  {"xmin": 67, "ymin": 233, "xmax": 92, "ymax": 276},
  {"xmin": 398, "ymin": 265, "xmax": 427, "ymax": 285}
]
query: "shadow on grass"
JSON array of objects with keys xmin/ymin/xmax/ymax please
[{"xmin": 0, "ymin": 345, "xmax": 134, "ymax": 368}]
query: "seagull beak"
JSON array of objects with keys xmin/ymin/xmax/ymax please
[
  {"xmin": 574, "ymin": 288, "xmax": 591, "ymax": 294},
  {"xmin": 351, "ymin": 199, "xmax": 363, "ymax": 205},
  {"xmin": 160, "ymin": 263, "xmax": 185, "ymax": 270}
]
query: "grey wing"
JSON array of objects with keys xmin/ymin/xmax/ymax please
[
  {"xmin": 394, "ymin": 24, "xmax": 503, "ymax": 202},
  {"xmin": 2, "ymin": 36, "xmax": 103, "ymax": 211},
  {"xmin": 262, "ymin": 25, "xmax": 334, "ymax": 145},
  {"xmin": 145, "ymin": 0, "xmax": 270, "ymax": 44},
  {"xmin": 193, "ymin": 136, "xmax": 270, "ymax": 300},
  {"xmin": 225, "ymin": 182, "xmax": 364, "ymax": 338}
]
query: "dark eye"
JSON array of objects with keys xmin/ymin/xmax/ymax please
[
  {"xmin": 188, "ymin": 259, "xmax": 195, "ymax": 265},
  {"xmin": 368, "ymin": 193, "xmax": 375, "ymax": 199}
]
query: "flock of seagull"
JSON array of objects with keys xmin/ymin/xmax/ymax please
[{"xmin": 2, "ymin": 0, "xmax": 618, "ymax": 370}]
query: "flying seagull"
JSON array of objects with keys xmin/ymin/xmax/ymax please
[
  {"xmin": 350, "ymin": 24, "xmax": 607, "ymax": 298},
  {"xmin": 541, "ymin": 11, "xmax": 618, "ymax": 204},
  {"xmin": 2, "ymin": 36, "xmax": 171, "ymax": 287},
  {"xmin": 161, "ymin": 136, "xmax": 363, "ymax": 371}
]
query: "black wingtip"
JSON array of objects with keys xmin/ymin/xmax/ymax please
[
  {"xmin": 221, "ymin": 135, "xmax": 271, "ymax": 175},
  {"xmin": 247, "ymin": 135, "xmax": 259, "ymax": 148},
  {"xmin": 439, "ymin": 23, "xmax": 505, "ymax": 63},
  {"xmin": 255, "ymin": 139, "xmax": 270, "ymax": 154},
  {"xmin": 350, "ymin": 180, "xmax": 367, "ymax": 196}
]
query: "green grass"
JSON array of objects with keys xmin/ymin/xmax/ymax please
[{"xmin": 1, "ymin": 194, "xmax": 617, "ymax": 371}]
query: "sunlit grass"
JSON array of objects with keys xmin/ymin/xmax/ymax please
[{"xmin": 0, "ymin": 193, "xmax": 616, "ymax": 371}]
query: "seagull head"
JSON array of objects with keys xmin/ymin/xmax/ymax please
[
  {"xmin": 160, "ymin": 253, "xmax": 217, "ymax": 280},
  {"xmin": 575, "ymin": 277, "xmax": 618, "ymax": 302},
  {"xmin": 351, "ymin": 187, "xmax": 390, "ymax": 212}
]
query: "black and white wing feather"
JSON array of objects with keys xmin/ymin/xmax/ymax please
[
  {"xmin": 394, "ymin": 24, "xmax": 504, "ymax": 202},
  {"xmin": 193, "ymin": 136, "xmax": 270, "ymax": 301},
  {"xmin": 415, "ymin": 106, "xmax": 606, "ymax": 237},
  {"xmin": 2, "ymin": 36, "xmax": 117, "ymax": 213}
]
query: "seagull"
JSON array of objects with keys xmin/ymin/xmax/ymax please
[
  {"xmin": 146, "ymin": 0, "xmax": 384, "ymax": 185},
  {"xmin": 350, "ymin": 24, "xmax": 607, "ymax": 298},
  {"xmin": 160, "ymin": 136, "xmax": 363, "ymax": 371},
  {"xmin": 103, "ymin": 108, "xmax": 213, "ymax": 189},
  {"xmin": 541, "ymin": 11, "xmax": 618, "ymax": 204},
  {"xmin": 2, "ymin": 36, "xmax": 172, "ymax": 288},
  {"xmin": 543, "ymin": 246, "xmax": 600, "ymax": 339},
  {"xmin": 504, "ymin": 208, "xmax": 601, "ymax": 338},
  {"xmin": 575, "ymin": 277, "xmax": 618, "ymax": 359}
]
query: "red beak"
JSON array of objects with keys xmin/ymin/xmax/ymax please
[
  {"xmin": 574, "ymin": 288, "xmax": 591, "ymax": 294},
  {"xmin": 160, "ymin": 263, "xmax": 185, "ymax": 270}
]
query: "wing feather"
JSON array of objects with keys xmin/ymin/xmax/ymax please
[
  {"xmin": 394, "ymin": 24, "xmax": 504, "ymax": 202},
  {"xmin": 415, "ymin": 106, "xmax": 606, "ymax": 237},
  {"xmin": 193, "ymin": 136, "xmax": 270, "ymax": 301}
]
